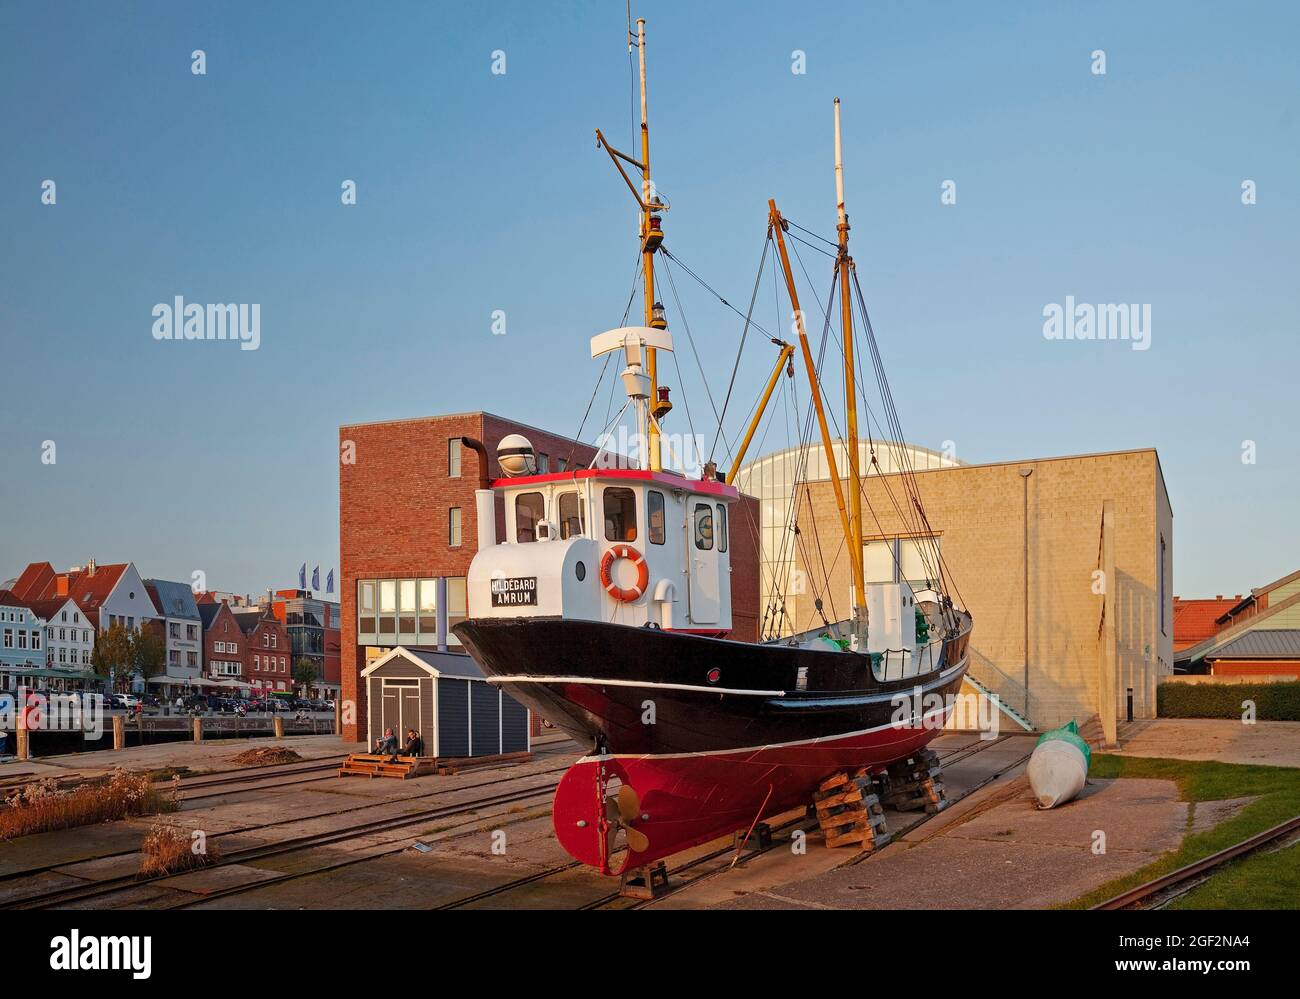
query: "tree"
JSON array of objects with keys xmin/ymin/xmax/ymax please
[
  {"xmin": 91, "ymin": 623, "xmax": 133, "ymax": 691},
  {"xmin": 130, "ymin": 626, "xmax": 166, "ymax": 688},
  {"xmin": 293, "ymin": 657, "xmax": 320, "ymax": 695}
]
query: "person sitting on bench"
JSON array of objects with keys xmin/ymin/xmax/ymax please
[
  {"xmin": 373, "ymin": 727, "xmax": 397, "ymax": 756},
  {"xmin": 401, "ymin": 728, "xmax": 423, "ymax": 758}
]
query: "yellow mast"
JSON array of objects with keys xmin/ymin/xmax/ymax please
[
  {"xmin": 636, "ymin": 18, "xmax": 664, "ymax": 472},
  {"xmin": 769, "ymin": 198, "xmax": 867, "ymax": 607},
  {"xmin": 835, "ymin": 98, "xmax": 866, "ymax": 625}
]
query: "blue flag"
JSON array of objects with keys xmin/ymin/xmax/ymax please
[
  {"xmin": 326, "ymin": 569, "xmax": 335, "ymax": 594},
  {"xmin": 311, "ymin": 565, "xmax": 320, "ymax": 590},
  {"xmin": 299, "ymin": 563, "xmax": 306, "ymax": 589}
]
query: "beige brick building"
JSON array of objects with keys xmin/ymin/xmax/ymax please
[{"xmin": 735, "ymin": 444, "xmax": 1173, "ymax": 731}]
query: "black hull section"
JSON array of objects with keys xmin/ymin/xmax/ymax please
[{"xmin": 452, "ymin": 617, "xmax": 970, "ymax": 756}]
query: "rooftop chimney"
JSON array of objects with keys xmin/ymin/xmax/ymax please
[{"xmin": 86, "ymin": 558, "xmax": 97, "ymax": 576}]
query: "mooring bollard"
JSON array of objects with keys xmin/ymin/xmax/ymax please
[
  {"xmin": 273, "ymin": 716, "xmax": 284, "ymax": 740},
  {"xmin": 113, "ymin": 715, "xmax": 125, "ymax": 751},
  {"xmin": 192, "ymin": 716, "xmax": 203, "ymax": 744}
]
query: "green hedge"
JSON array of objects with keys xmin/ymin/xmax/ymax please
[{"xmin": 1158, "ymin": 681, "xmax": 1300, "ymax": 720}]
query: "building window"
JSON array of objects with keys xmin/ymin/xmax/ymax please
[
  {"xmin": 716, "ymin": 502, "xmax": 728, "ymax": 553},
  {"xmin": 399, "ymin": 579, "xmax": 417, "ymax": 635},
  {"xmin": 379, "ymin": 580, "xmax": 397, "ymax": 636},
  {"xmin": 648, "ymin": 491, "xmax": 666, "ymax": 545},
  {"xmin": 418, "ymin": 579, "xmax": 437, "ymax": 637},
  {"xmin": 449, "ymin": 506, "xmax": 463, "ymax": 547},
  {"xmin": 694, "ymin": 504, "xmax": 714, "ymax": 551},
  {"xmin": 1159, "ymin": 534, "xmax": 1167, "ymax": 635},
  {"xmin": 604, "ymin": 487, "xmax": 637, "ymax": 542},
  {"xmin": 187, "ymin": 652, "xmax": 198, "ymax": 667},
  {"xmin": 18, "ymin": 631, "xmax": 27, "ymax": 650},
  {"xmin": 558, "ymin": 492, "xmax": 584, "ymax": 540},
  {"xmin": 515, "ymin": 492, "xmax": 545, "ymax": 543},
  {"xmin": 448, "ymin": 438, "xmax": 462, "ymax": 478},
  {"xmin": 359, "ymin": 581, "xmax": 377, "ymax": 637},
  {"xmin": 446, "ymin": 577, "xmax": 467, "ymax": 647},
  {"xmin": 187, "ymin": 624, "xmax": 198, "ymax": 641},
  {"xmin": 538, "ymin": 452, "xmax": 550, "ymax": 474},
  {"xmin": 557, "ymin": 457, "xmax": 568, "ymax": 472},
  {"xmin": 169, "ymin": 622, "xmax": 181, "ymax": 639}
]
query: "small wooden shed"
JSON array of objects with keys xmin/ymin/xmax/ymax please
[{"xmin": 361, "ymin": 647, "xmax": 530, "ymax": 758}]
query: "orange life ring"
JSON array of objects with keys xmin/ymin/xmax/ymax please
[{"xmin": 600, "ymin": 545, "xmax": 649, "ymax": 602}]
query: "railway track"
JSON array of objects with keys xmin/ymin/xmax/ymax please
[
  {"xmin": 5, "ymin": 767, "xmax": 570, "ymax": 910},
  {"xmin": 0, "ymin": 752, "xmax": 576, "ymax": 903},
  {"xmin": 1091, "ymin": 814, "xmax": 1300, "ymax": 910}
]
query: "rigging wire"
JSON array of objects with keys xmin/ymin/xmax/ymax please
[{"xmin": 708, "ymin": 233, "xmax": 771, "ymax": 464}]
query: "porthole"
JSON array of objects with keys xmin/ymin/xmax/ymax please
[{"xmin": 575, "ymin": 561, "xmax": 586, "ymax": 582}]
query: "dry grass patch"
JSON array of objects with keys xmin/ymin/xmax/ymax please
[
  {"xmin": 138, "ymin": 823, "xmax": 221, "ymax": 878},
  {"xmin": 0, "ymin": 768, "xmax": 175, "ymax": 839}
]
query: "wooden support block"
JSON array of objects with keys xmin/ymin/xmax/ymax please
[{"xmin": 818, "ymin": 772, "xmax": 850, "ymax": 794}]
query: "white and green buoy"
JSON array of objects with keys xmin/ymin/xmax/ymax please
[{"xmin": 1027, "ymin": 719, "xmax": 1091, "ymax": 809}]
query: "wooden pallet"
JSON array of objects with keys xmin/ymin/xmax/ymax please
[
  {"xmin": 337, "ymin": 750, "xmax": 533, "ymax": 779},
  {"xmin": 877, "ymin": 748, "xmax": 948, "ymax": 814},
  {"xmin": 814, "ymin": 769, "xmax": 891, "ymax": 851},
  {"xmin": 337, "ymin": 754, "xmax": 439, "ymax": 779}
]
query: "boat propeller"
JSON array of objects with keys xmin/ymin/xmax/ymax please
[{"xmin": 605, "ymin": 785, "xmax": 649, "ymax": 854}]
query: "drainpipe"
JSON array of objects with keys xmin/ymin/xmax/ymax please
[{"xmin": 1020, "ymin": 468, "xmax": 1033, "ymax": 716}]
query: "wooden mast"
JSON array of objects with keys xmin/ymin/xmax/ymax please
[
  {"xmin": 769, "ymin": 198, "xmax": 867, "ymax": 610},
  {"xmin": 835, "ymin": 98, "xmax": 867, "ymax": 631}
]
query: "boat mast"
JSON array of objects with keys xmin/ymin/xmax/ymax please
[
  {"xmin": 835, "ymin": 98, "xmax": 866, "ymax": 627},
  {"xmin": 636, "ymin": 18, "xmax": 663, "ymax": 473},
  {"xmin": 769, "ymin": 198, "xmax": 867, "ymax": 616}
]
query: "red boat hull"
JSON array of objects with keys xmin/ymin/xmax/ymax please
[{"xmin": 552, "ymin": 706, "xmax": 952, "ymax": 874}]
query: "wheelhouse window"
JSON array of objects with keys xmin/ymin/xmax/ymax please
[
  {"xmin": 515, "ymin": 491, "xmax": 545, "ymax": 543},
  {"xmin": 716, "ymin": 502, "xmax": 728, "ymax": 553},
  {"xmin": 558, "ymin": 492, "xmax": 584, "ymax": 539},
  {"xmin": 604, "ymin": 487, "xmax": 637, "ymax": 542},
  {"xmin": 694, "ymin": 503, "xmax": 714, "ymax": 550},
  {"xmin": 648, "ymin": 491, "xmax": 666, "ymax": 545}
]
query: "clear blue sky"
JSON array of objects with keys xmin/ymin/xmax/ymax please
[{"xmin": 1, "ymin": 0, "xmax": 1296, "ymax": 599}]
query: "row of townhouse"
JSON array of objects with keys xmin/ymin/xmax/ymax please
[{"xmin": 1, "ymin": 559, "xmax": 339, "ymax": 698}]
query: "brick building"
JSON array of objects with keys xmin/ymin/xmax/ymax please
[
  {"xmin": 737, "ymin": 444, "xmax": 1174, "ymax": 731},
  {"xmin": 338, "ymin": 411, "xmax": 761, "ymax": 742},
  {"xmin": 197, "ymin": 601, "xmax": 291, "ymax": 691},
  {"xmin": 199, "ymin": 601, "xmax": 244, "ymax": 682},
  {"xmin": 234, "ymin": 608, "xmax": 292, "ymax": 692}
]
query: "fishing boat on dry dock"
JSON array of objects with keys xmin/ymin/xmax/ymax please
[{"xmin": 453, "ymin": 17, "xmax": 973, "ymax": 880}]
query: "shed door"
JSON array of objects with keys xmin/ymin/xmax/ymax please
[
  {"xmin": 688, "ymin": 501, "xmax": 720, "ymax": 624},
  {"xmin": 380, "ymin": 680, "xmax": 420, "ymax": 743}
]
